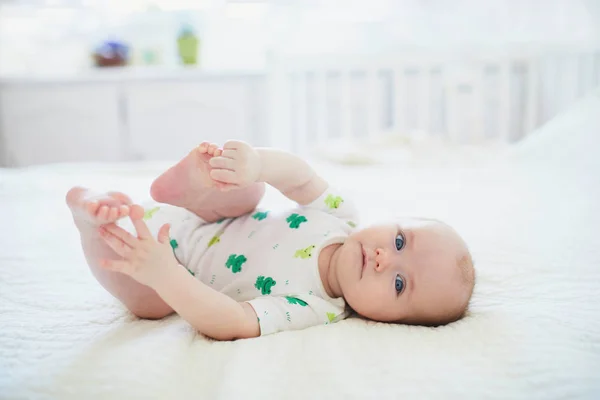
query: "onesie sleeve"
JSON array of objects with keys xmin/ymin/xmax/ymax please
[
  {"xmin": 246, "ymin": 294, "xmax": 347, "ymax": 336},
  {"xmin": 301, "ymin": 187, "xmax": 360, "ymax": 227}
]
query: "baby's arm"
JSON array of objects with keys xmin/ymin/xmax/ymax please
[
  {"xmin": 256, "ymin": 148, "xmax": 328, "ymax": 205},
  {"xmin": 153, "ymin": 268, "xmax": 259, "ymax": 340},
  {"xmin": 98, "ymin": 211, "xmax": 259, "ymax": 340},
  {"xmin": 208, "ymin": 140, "xmax": 327, "ymax": 205}
]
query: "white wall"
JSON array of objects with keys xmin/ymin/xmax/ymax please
[{"xmin": 1, "ymin": 0, "xmax": 598, "ymax": 75}]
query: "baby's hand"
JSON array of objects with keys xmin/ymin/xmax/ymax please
[
  {"xmin": 98, "ymin": 206, "xmax": 179, "ymax": 288},
  {"xmin": 208, "ymin": 140, "xmax": 261, "ymax": 190}
]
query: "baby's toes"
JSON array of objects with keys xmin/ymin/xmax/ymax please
[
  {"xmin": 207, "ymin": 143, "xmax": 219, "ymax": 155},
  {"xmin": 198, "ymin": 142, "xmax": 210, "ymax": 153},
  {"xmin": 97, "ymin": 205, "xmax": 109, "ymax": 221},
  {"xmin": 129, "ymin": 204, "xmax": 145, "ymax": 220},
  {"xmin": 107, "ymin": 206, "xmax": 119, "ymax": 221},
  {"xmin": 86, "ymin": 201, "xmax": 99, "ymax": 216},
  {"xmin": 119, "ymin": 205, "xmax": 130, "ymax": 218}
]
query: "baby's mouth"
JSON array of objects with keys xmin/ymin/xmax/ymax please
[{"xmin": 361, "ymin": 246, "xmax": 367, "ymax": 277}]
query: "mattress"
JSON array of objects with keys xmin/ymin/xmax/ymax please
[{"xmin": 1, "ymin": 89, "xmax": 599, "ymax": 399}]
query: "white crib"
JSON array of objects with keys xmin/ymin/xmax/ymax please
[{"xmin": 266, "ymin": 48, "xmax": 600, "ymax": 155}]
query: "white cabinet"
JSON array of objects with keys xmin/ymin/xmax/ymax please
[
  {"xmin": 0, "ymin": 84, "xmax": 122, "ymax": 166},
  {"xmin": 125, "ymin": 80, "xmax": 252, "ymax": 161},
  {"xmin": 0, "ymin": 73, "xmax": 267, "ymax": 167}
]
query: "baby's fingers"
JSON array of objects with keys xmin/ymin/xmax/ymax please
[
  {"xmin": 99, "ymin": 227, "xmax": 131, "ymax": 257},
  {"xmin": 220, "ymin": 149, "xmax": 237, "ymax": 159},
  {"xmin": 209, "ymin": 156, "xmax": 235, "ymax": 170},
  {"xmin": 223, "ymin": 140, "xmax": 246, "ymax": 151},
  {"xmin": 215, "ymin": 181, "xmax": 238, "ymax": 192},
  {"xmin": 131, "ymin": 206, "xmax": 152, "ymax": 239},
  {"xmin": 157, "ymin": 224, "xmax": 171, "ymax": 245},
  {"xmin": 104, "ymin": 223, "xmax": 137, "ymax": 247},
  {"xmin": 210, "ymin": 169, "xmax": 242, "ymax": 185}
]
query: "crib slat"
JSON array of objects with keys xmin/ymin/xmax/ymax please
[
  {"xmin": 444, "ymin": 76, "xmax": 460, "ymax": 143},
  {"xmin": 267, "ymin": 62, "xmax": 292, "ymax": 151},
  {"xmin": 394, "ymin": 67, "xmax": 406, "ymax": 135},
  {"xmin": 472, "ymin": 64, "xmax": 485, "ymax": 143},
  {"xmin": 296, "ymin": 73, "xmax": 308, "ymax": 154},
  {"xmin": 498, "ymin": 60, "xmax": 512, "ymax": 142},
  {"xmin": 288, "ymin": 73, "xmax": 299, "ymax": 153},
  {"xmin": 340, "ymin": 71, "xmax": 352, "ymax": 140},
  {"xmin": 417, "ymin": 67, "xmax": 431, "ymax": 136},
  {"xmin": 315, "ymin": 71, "xmax": 328, "ymax": 146},
  {"xmin": 524, "ymin": 59, "xmax": 539, "ymax": 136},
  {"xmin": 366, "ymin": 69, "xmax": 379, "ymax": 140}
]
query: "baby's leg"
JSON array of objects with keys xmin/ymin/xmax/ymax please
[
  {"xmin": 66, "ymin": 187, "xmax": 174, "ymax": 319},
  {"xmin": 150, "ymin": 142, "xmax": 265, "ymax": 221}
]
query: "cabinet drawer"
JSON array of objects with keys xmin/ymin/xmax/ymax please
[
  {"xmin": 0, "ymin": 84, "xmax": 121, "ymax": 166},
  {"xmin": 125, "ymin": 81, "xmax": 250, "ymax": 160}
]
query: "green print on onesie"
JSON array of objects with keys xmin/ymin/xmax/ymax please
[
  {"xmin": 208, "ymin": 234, "xmax": 221, "ymax": 248},
  {"xmin": 285, "ymin": 296, "xmax": 308, "ymax": 307},
  {"xmin": 286, "ymin": 213, "xmax": 307, "ymax": 229},
  {"xmin": 326, "ymin": 312, "xmax": 336, "ymax": 322},
  {"xmin": 252, "ymin": 211, "xmax": 269, "ymax": 221},
  {"xmin": 143, "ymin": 206, "xmax": 160, "ymax": 221},
  {"xmin": 255, "ymin": 276, "xmax": 276, "ymax": 295},
  {"xmin": 294, "ymin": 245, "xmax": 315, "ymax": 259},
  {"xmin": 169, "ymin": 239, "xmax": 179, "ymax": 250},
  {"xmin": 324, "ymin": 194, "xmax": 344, "ymax": 209},
  {"xmin": 225, "ymin": 254, "xmax": 247, "ymax": 273}
]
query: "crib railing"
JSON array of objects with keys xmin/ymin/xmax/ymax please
[{"xmin": 266, "ymin": 49, "xmax": 600, "ymax": 154}]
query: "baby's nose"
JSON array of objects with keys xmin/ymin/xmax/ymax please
[{"xmin": 375, "ymin": 248, "xmax": 390, "ymax": 271}]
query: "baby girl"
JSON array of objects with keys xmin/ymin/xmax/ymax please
[{"xmin": 66, "ymin": 141, "xmax": 475, "ymax": 340}]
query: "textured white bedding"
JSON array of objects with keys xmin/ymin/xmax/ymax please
[{"xmin": 1, "ymin": 89, "xmax": 599, "ymax": 400}]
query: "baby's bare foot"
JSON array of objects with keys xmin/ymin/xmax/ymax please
[
  {"xmin": 66, "ymin": 186, "xmax": 134, "ymax": 226},
  {"xmin": 150, "ymin": 142, "xmax": 222, "ymax": 207}
]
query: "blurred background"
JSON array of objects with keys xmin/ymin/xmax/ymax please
[{"xmin": 0, "ymin": 0, "xmax": 599, "ymax": 167}]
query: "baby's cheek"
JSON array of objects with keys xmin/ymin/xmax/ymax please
[{"xmin": 347, "ymin": 284, "xmax": 381, "ymax": 315}]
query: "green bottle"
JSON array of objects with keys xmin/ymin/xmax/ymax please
[{"xmin": 177, "ymin": 24, "xmax": 199, "ymax": 66}]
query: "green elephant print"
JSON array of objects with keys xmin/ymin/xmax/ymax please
[
  {"xmin": 225, "ymin": 254, "xmax": 247, "ymax": 273},
  {"xmin": 285, "ymin": 296, "xmax": 308, "ymax": 307},
  {"xmin": 143, "ymin": 206, "xmax": 160, "ymax": 221},
  {"xmin": 255, "ymin": 275, "xmax": 277, "ymax": 295},
  {"xmin": 324, "ymin": 194, "xmax": 344, "ymax": 209},
  {"xmin": 208, "ymin": 234, "xmax": 221, "ymax": 248},
  {"xmin": 286, "ymin": 213, "xmax": 307, "ymax": 229},
  {"xmin": 294, "ymin": 245, "xmax": 315, "ymax": 259}
]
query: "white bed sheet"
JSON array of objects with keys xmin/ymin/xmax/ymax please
[{"xmin": 1, "ymin": 90, "xmax": 600, "ymax": 399}]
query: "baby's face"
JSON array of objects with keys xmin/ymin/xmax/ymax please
[{"xmin": 336, "ymin": 218, "xmax": 472, "ymax": 324}]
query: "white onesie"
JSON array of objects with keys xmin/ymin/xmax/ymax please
[{"xmin": 120, "ymin": 189, "xmax": 359, "ymax": 336}]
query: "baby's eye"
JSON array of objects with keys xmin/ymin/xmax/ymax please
[
  {"xmin": 395, "ymin": 234, "xmax": 405, "ymax": 251},
  {"xmin": 395, "ymin": 274, "xmax": 405, "ymax": 294}
]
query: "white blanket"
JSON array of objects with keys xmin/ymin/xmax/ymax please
[{"xmin": 1, "ymin": 89, "xmax": 599, "ymax": 399}]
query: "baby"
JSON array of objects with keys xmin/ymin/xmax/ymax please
[{"xmin": 66, "ymin": 141, "xmax": 475, "ymax": 340}]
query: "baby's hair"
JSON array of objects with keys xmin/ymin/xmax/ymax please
[{"xmin": 449, "ymin": 250, "xmax": 476, "ymax": 322}]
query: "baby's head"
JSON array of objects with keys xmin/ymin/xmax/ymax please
[{"xmin": 336, "ymin": 218, "xmax": 474, "ymax": 326}]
